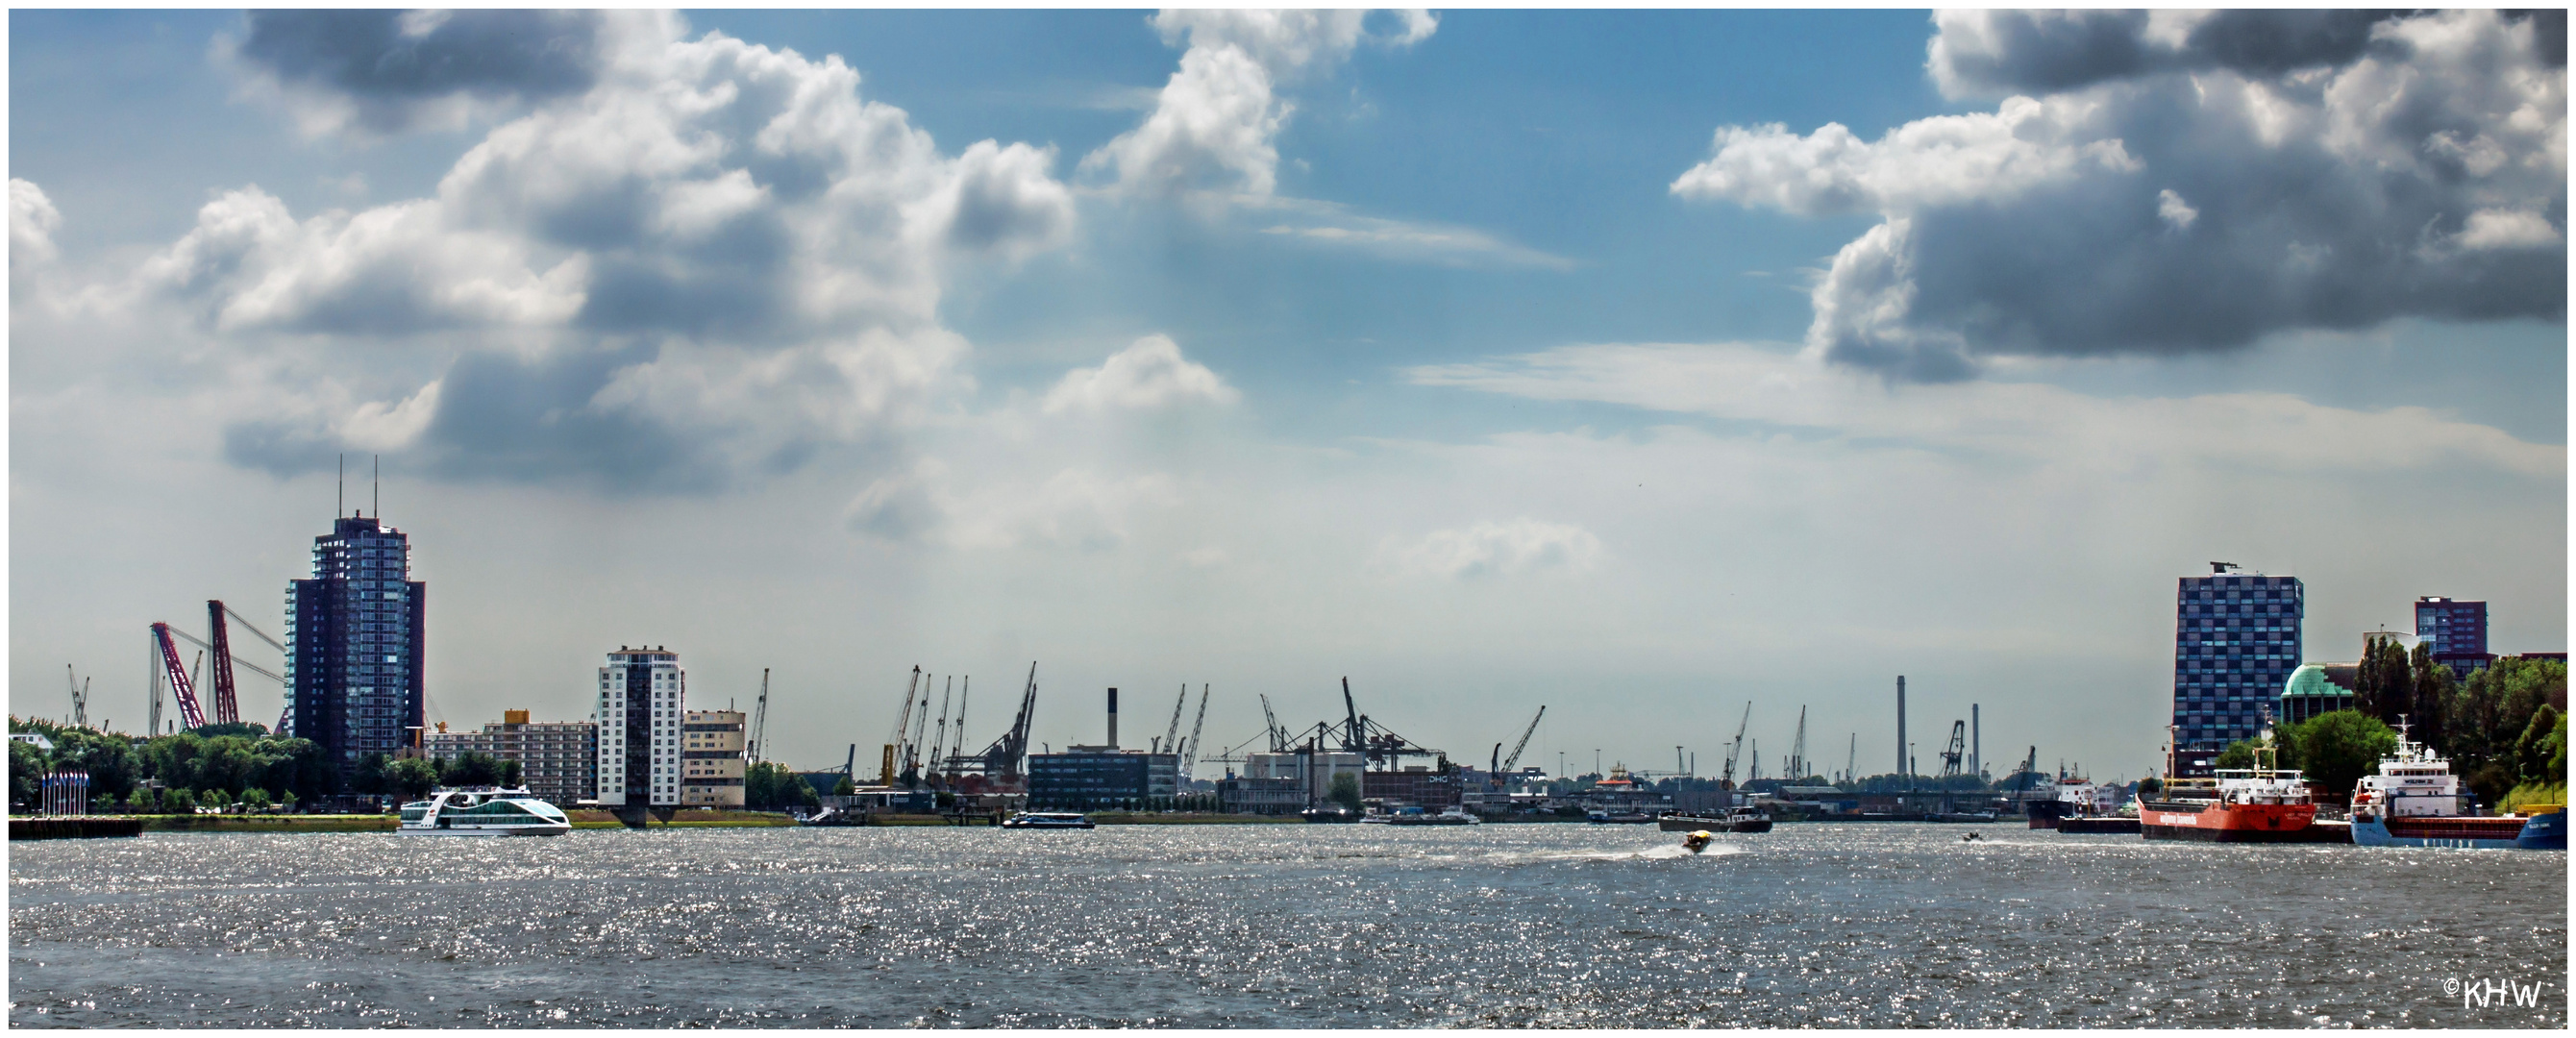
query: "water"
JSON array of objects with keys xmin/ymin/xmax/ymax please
[{"xmin": 9, "ymin": 823, "xmax": 2564, "ymax": 1027}]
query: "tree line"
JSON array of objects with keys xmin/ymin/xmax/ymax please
[{"xmin": 2217, "ymin": 653, "xmax": 2566, "ymax": 805}]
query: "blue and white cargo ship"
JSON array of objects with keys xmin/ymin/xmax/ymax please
[{"xmin": 2348, "ymin": 724, "xmax": 2564, "ymax": 850}]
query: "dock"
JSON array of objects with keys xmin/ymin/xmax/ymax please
[{"xmin": 11, "ymin": 817, "xmax": 144, "ymax": 840}]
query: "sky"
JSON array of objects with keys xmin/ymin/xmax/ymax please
[{"xmin": 9, "ymin": 9, "xmax": 2566, "ymax": 783}]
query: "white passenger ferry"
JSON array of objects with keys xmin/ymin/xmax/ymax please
[{"xmin": 397, "ymin": 787, "xmax": 572, "ymax": 836}]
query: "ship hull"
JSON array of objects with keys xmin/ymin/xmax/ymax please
[
  {"xmin": 2353, "ymin": 812, "xmax": 2556, "ymax": 850},
  {"xmin": 2139, "ymin": 800, "xmax": 2317, "ymax": 843}
]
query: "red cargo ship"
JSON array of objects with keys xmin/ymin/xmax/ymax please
[{"xmin": 2143, "ymin": 733, "xmax": 2317, "ymax": 842}]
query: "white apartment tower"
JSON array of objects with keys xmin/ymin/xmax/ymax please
[{"xmin": 595, "ymin": 646, "xmax": 685, "ymax": 807}]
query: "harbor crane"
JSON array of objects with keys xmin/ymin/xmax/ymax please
[
  {"xmin": 66, "ymin": 665, "xmax": 88, "ymax": 728},
  {"xmin": 1492, "ymin": 705, "xmax": 1546, "ymax": 788},
  {"xmin": 1258, "ymin": 694, "xmax": 1286, "ymax": 752},
  {"xmin": 1160, "ymin": 684, "xmax": 1190, "ymax": 754},
  {"xmin": 929, "ymin": 677, "xmax": 954, "ymax": 783},
  {"xmin": 1719, "ymin": 701, "xmax": 1751, "ymax": 803},
  {"xmin": 1845, "ymin": 733, "xmax": 1856, "ymax": 784},
  {"xmin": 749, "ymin": 669, "xmax": 770, "ymax": 765},
  {"xmin": 942, "ymin": 677, "xmax": 971, "ymax": 777},
  {"xmin": 884, "ymin": 666, "xmax": 923, "ymax": 785},
  {"xmin": 150, "ymin": 623, "xmax": 210, "ymax": 729},
  {"xmin": 1939, "ymin": 720, "xmax": 1967, "ymax": 814},
  {"xmin": 1788, "ymin": 706, "xmax": 1808, "ymax": 781},
  {"xmin": 964, "ymin": 662, "xmax": 1040, "ymax": 786},
  {"xmin": 1180, "ymin": 684, "xmax": 1209, "ymax": 781}
]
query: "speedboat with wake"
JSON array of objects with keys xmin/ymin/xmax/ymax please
[{"xmin": 1680, "ymin": 829, "xmax": 1716, "ymax": 853}]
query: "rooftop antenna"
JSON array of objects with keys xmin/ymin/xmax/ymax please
[
  {"xmin": 337, "ymin": 453, "xmax": 345, "ymax": 518},
  {"xmin": 372, "ymin": 454, "xmax": 380, "ymax": 518}
]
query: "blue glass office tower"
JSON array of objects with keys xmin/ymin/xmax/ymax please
[
  {"xmin": 2171, "ymin": 565, "xmax": 2304, "ymax": 751},
  {"xmin": 285, "ymin": 513, "xmax": 427, "ymax": 788},
  {"xmin": 2415, "ymin": 596, "xmax": 2492, "ymax": 676}
]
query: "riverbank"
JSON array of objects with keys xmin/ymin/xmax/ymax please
[
  {"xmin": 137, "ymin": 814, "xmax": 395, "ymax": 833},
  {"xmin": 564, "ymin": 809, "xmax": 798, "ymax": 829}
]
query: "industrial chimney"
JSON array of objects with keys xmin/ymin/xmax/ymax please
[
  {"xmin": 1895, "ymin": 676, "xmax": 1907, "ymax": 778},
  {"xmin": 1106, "ymin": 687, "xmax": 1119, "ymax": 749}
]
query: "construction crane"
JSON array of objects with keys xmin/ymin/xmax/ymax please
[
  {"xmin": 749, "ymin": 668, "xmax": 771, "ymax": 765},
  {"xmin": 150, "ymin": 623, "xmax": 209, "ymax": 729},
  {"xmin": 204, "ymin": 601, "xmax": 242, "ymax": 726},
  {"xmin": 66, "ymin": 665, "xmax": 88, "ymax": 728},
  {"xmin": 1180, "ymin": 684, "xmax": 1209, "ymax": 780},
  {"xmin": 1939, "ymin": 720, "xmax": 1968, "ymax": 814},
  {"xmin": 1787, "ymin": 706, "xmax": 1808, "ymax": 781}
]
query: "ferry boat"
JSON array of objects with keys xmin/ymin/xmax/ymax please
[
  {"xmin": 1656, "ymin": 806, "xmax": 1772, "ymax": 833},
  {"xmin": 396, "ymin": 787, "xmax": 571, "ymax": 836},
  {"xmin": 2140, "ymin": 733, "xmax": 2316, "ymax": 843},
  {"xmin": 1000, "ymin": 811, "xmax": 1094, "ymax": 829},
  {"xmin": 2350, "ymin": 720, "xmax": 2567, "ymax": 850},
  {"xmin": 1363, "ymin": 806, "xmax": 1482, "ymax": 826}
]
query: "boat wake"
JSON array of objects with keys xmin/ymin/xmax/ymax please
[{"xmin": 1491, "ymin": 843, "xmax": 1744, "ymax": 864}]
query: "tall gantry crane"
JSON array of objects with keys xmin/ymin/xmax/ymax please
[
  {"xmin": 1787, "ymin": 706, "xmax": 1808, "ymax": 781},
  {"xmin": 884, "ymin": 666, "xmax": 923, "ymax": 785},
  {"xmin": 150, "ymin": 624, "xmax": 209, "ymax": 729},
  {"xmin": 1939, "ymin": 720, "xmax": 1968, "ymax": 814},
  {"xmin": 968, "ymin": 662, "xmax": 1041, "ymax": 786},
  {"xmin": 66, "ymin": 665, "xmax": 88, "ymax": 729}
]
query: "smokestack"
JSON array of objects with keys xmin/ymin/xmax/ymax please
[
  {"xmin": 1895, "ymin": 676, "xmax": 1906, "ymax": 778},
  {"xmin": 1971, "ymin": 704, "xmax": 1980, "ymax": 778},
  {"xmin": 1107, "ymin": 687, "xmax": 1119, "ymax": 749}
]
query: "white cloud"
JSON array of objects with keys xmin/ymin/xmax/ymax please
[
  {"xmin": 11, "ymin": 178, "xmax": 62, "ymax": 268},
  {"xmin": 103, "ymin": 16, "xmax": 1081, "ymax": 491},
  {"xmin": 1394, "ymin": 518, "xmax": 1604, "ymax": 581},
  {"xmin": 1673, "ymin": 10, "xmax": 2565, "ymax": 381},
  {"xmin": 1083, "ymin": 9, "xmax": 1436, "ymax": 201},
  {"xmin": 1407, "ymin": 341, "xmax": 2566, "ymax": 480},
  {"xmin": 1042, "ymin": 334, "xmax": 1240, "ymax": 415}
]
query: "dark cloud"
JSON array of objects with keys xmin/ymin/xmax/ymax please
[
  {"xmin": 235, "ymin": 10, "xmax": 607, "ymax": 131},
  {"xmin": 1932, "ymin": 10, "xmax": 2406, "ymax": 98}
]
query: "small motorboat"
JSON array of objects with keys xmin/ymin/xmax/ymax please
[
  {"xmin": 1961, "ymin": 831, "xmax": 1984, "ymax": 842},
  {"xmin": 1001, "ymin": 811, "xmax": 1094, "ymax": 829},
  {"xmin": 1681, "ymin": 829, "xmax": 1715, "ymax": 853}
]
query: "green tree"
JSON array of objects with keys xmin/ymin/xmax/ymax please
[
  {"xmin": 832, "ymin": 774, "xmax": 856, "ymax": 797},
  {"xmin": 9, "ymin": 736, "xmax": 47, "ymax": 813},
  {"xmin": 239, "ymin": 788, "xmax": 272, "ymax": 811},
  {"xmin": 2514, "ymin": 705, "xmax": 2562, "ymax": 785},
  {"xmin": 1327, "ymin": 771, "xmax": 1363, "ymax": 812},
  {"xmin": 498, "ymin": 758, "xmax": 524, "ymax": 788},
  {"xmin": 2138, "ymin": 776, "xmax": 2164, "ymax": 798},
  {"xmin": 281, "ymin": 790, "xmax": 299, "ymax": 813},
  {"xmin": 2282, "ymin": 710, "xmax": 2398, "ymax": 798},
  {"xmin": 2408, "ymin": 643, "xmax": 2455, "ymax": 751},
  {"xmin": 164, "ymin": 788, "xmax": 197, "ymax": 813},
  {"xmin": 387, "ymin": 757, "xmax": 441, "ymax": 800},
  {"xmin": 436, "ymin": 751, "xmax": 504, "ymax": 788},
  {"xmin": 349, "ymin": 753, "xmax": 393, "ymax": 796},
  {"xmin": 2443, "ymin": 657, "xmax": 2567, "ymax": 804},
  {"xmin": 2213, "ymin": 740, "xmax": 2259, "ymax": 771},
  {"xmin": 204, "ymin": 789, "xmax": 234, "ymax": 811}
]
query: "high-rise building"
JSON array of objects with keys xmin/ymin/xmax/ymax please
[
  {"xmin": 285, "ymin": 513, "xmax": 426, "ymax": 786},
  {"xmin": 680, "ymin": 709, "xmax": 746, "ymax": 807},
  {"xmin": 426, "ymin": 710, "xmax": 599, "ymax": 806},
  {"xmin": 2415, "ymin": 597, "xmax": 2493, "ymax": 676},
  {"xmin": 2170, "ymin": 564, "xmax": 2304, "ymax": 751},
  {"xmin": 594, "ymin": 647, "xmax": 685, "ymax": 808}
]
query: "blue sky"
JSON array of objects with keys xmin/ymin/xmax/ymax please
[{"xmin": 10, "ymin": 10, "xmax": 2565, "ymax": 779}]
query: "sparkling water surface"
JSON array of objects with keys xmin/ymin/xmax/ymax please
[{"xmin": 10, "ymin": 823, "xmax": 2564, "ymax": 1027}]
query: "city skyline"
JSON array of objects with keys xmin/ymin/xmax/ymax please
[{"xmin": 11, "ymin": 10, "xmax": 2566, "ymax": 781}]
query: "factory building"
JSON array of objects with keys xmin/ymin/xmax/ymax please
[
  {"xmin": 1219, "ymin": 751, "xmax": 1364, "ymax": 813},
  {"xmin": 425, "ymin": 710, "xmax": 597, "ymax": 806},
  {"xmin": 1027, "ymin": 750, "xmax": 1178, "ymax": 809},
  {"xmin": 594, "ymin": 647, "xmax": 685, "ymax": 808},
  {"xmin": 284, "ymin": 512, "xmax": 426, "ymax": 786},
  {"xmin": 2170, "ymin": 565, "xmax": 2304, "ymax": 751},
  {"xmin": 681, "ymin": 708, "xmax": 746, "ymax": 807}
]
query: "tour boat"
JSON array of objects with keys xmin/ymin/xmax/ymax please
[
  {"xmin": 2141, "ymin": 734, "xmax": 2317, "ymax": 842},
  {"xmin": 2350, "ymin": 722, "xmax": 2565, "ymax": 850},
  {"xmin": 1001, "ymin": 811, "xmax": 1095, "ymax": 829},
  {"xmin": 1365, "ymin": 806, "xmax": 1483, "ymax": 826},
  {"xmin": 1657, "ymin": 806, "xmax": 1772, "ymax": 833},
  {"xmin": 396, "ymin": 787, "xmax": 571, "ymax": 836}
]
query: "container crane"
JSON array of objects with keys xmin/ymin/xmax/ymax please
[
  {"xmin": 968, "ymin": 662, "xmax": 1040, "ymax": 785},
  {"xmin": 884, "ymin": 666, "xmax": 923, "ymax": 785},
  {"xmin": 1939, "ymin": 720, "xmax": 1968, "ymax": 814}
]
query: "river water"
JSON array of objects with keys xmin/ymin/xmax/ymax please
[{"xmin": 9, "ymin": 822, "xmax": 2564, "ymax": 1027}]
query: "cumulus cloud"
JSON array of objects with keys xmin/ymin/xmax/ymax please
[
  {"xmin": 11, "ymin": 179, "xmax": 62, "ymax": 268},
  {"xmin": 130, "ymin": 15, "xmax": 1081, "ymax": 491},
  {"xmin": 218, "ymin": 10, "xmax": 649, "ymax": 136},
  {"xmin": 1042, "ymin": 334, "xmax": 1239, "ymax": 415},
  {"xmin": 1395, "ymin": 518, "xmax": 1604, "ymax": 581},
  {"xmin": 1673, "ymin": 10, "xmax": 2565, "ymax": 382},
  {"xmin": 1083, "ymin": 9, "xmax": 1436, "ymax": 200}
]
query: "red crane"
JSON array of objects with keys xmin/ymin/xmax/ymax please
[
  {"xmin": 206, "ymin": 600, "xmax": 240, "ymax": 726},
  {"xmin": 151, "ymin": 623, "xmax": 209, "ymax": 729}
]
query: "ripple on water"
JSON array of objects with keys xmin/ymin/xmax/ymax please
[{"xmin": 9, "ymin": 825, "xmax": 2565, "ymax": 1027}]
